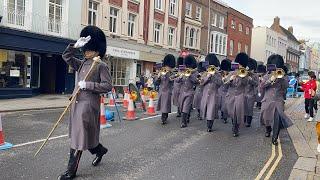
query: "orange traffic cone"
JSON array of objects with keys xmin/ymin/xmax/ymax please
[
  {"xmin": 0, "ymin": 114, "xmax": 13, "ymax": 150},
  {"xmin": 107, "ymin": 92, "xmax": 115, "ymax": 107},
  {"xmin": 100, "ymin": 97, "xmax": 112, "ymax": 129},
  {"xmin": 145, "ymin": 92, "xmax": 157, "ymax": 116},
  {"xmin": 123, "ymin": 92, "xmax": 139, "ymax": 121},
  {"xmin": 140, "ymin": 93, "xmax": 147, "ymax": 109},
  {"xmin": 123, "ymin": 89, "xmax": 129, "ymax": 109}
]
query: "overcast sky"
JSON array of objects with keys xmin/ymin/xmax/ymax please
[{"xmin": 222, "ymin": 0, "xmax": 320, "ymax": 42}]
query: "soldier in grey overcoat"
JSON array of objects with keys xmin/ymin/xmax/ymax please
[
  {"xmin": 58, "ymin": 26, "xmax": 112, "ymax": 180},
  {"xmin": 177, "ymin": 55, "xmax": 198, "ymax": 128},
  {"xmin": 260, "ymin": 54, "xmax": 292, "ymax": 146},
  {"xmin": 172, "ymin": 57, "xmax": 184, "ymax": 117},
  {"xmin": 225, "ymin": 53, "xmax": 250, "ymax": 137},
  {"xmin": 244, "ymin": 58, "xmax": 259, "ymax": 127},
  {"xmin": 155, "ymin": 54, "xmax": 175, "ymax": 125},
  {"xmin": 200, "ymin": 53, "xmax": 222, "ymax": 132},
  {"xmin": 218, "ymin": 59, "xmax": 232, "ymax": 124},
  {"xmin": 256, "ymin": 65, "xmax": 267, "ymax": 109},
  {"xmin": 193, "ymin": 62, "xmax": 206, "ymax": 120}
]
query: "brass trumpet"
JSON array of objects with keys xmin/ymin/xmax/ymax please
[
  {"xmin": 237, "ymin": 67, "xmax": 248, "ymax": 78},
  {"xmin": 184, "ymin": 68, "xmax": 196, "ymax": 77},
  {"xmin": 273, "ymin": 68, "xmax": 285, "ymax": 79},
  {"xmin": 207, "ymin": 65, "xmax": 217, "ymax": 75}
]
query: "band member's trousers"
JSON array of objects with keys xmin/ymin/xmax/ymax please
[
  {"xmin": 256, "ymin": 102, "xmax": 262, "ymax": 109},
  {"xmin": 232, "ymin": 118, "xmax": 239, "ymax": 133},
  {"xmin": 305, "ymin": 98, "xmax": 315, "ymax": 117},
  {"xmin": 161, "ymin": 113, "xmax": 168, "ymax": 121},
  {"xmin": 266, "ymin": 115, "xmax": 282, "ymax": 140}
]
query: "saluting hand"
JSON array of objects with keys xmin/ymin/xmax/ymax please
[
  {"xmin": 74, "ymin": 36, "xmax": 91, "ymax": 48},
  {"xmin": 78, "ymin": 81, "xmax": 86, "ymax": 90}
]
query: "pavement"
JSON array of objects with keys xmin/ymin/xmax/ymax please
[
  {"xmin": 0, "ymin": 98, "xmax": 298, "ymax": 180},
  {"xmin": 285, "ymin": 97, "xmax": 320, "ymax": 180}
]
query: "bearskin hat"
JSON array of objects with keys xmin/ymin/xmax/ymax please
[
  {"xmin": 221, "ymin": 59, "xmax": 231, "ymax": 71},
  {"xmin": 197, "ymin": 62, "xmax": 206, "ymax": 72},
  {"xmin": 80, "ymin": 26, "xmax": 106, "ymax": 58},
  {"xmin": 177, "ymin": 57, "xmax": 184, "ymax": 68},
  {"xmin": 235, "ymin": 53, "xmax": 249, "ymax": 68},
  {"xmin": 184, "ymin": 55, "xmax": 197, "ymax": 69},
  {"xmin": 205, "ymin": 53, "xmax": 220, "ymax": 67},
  {"xmin": 267, "ymin": 54, "xmax": 284, "ymax": 69},
  {"xmin": 247, "ymin": 58, "xmax": 257, "ymax": 71},
  {"xmin": 163, "ymin": 54, "xmax": 176, "ymax": 68},
  {"xmin": 257, "ymin": 65, "xmax": 266, "ymax": 74}
]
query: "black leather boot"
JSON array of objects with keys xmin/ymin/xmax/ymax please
[
  {"xmin": 272, "ymin": 138, "xmax": 278, "ymax": 146},
  {"xmin": 181, "ymin": 113, "xmax": 188, "ymax": 128},
  {"xmin": 207, "ymin": 120, "xmax": 213, "ymax": 132},
  {"xmin": 246, "ymin": 116, "xmax": 252, "ymax": 127},
  {"xmin": 232, "ymin": 123, "xmax": 239, "ymax": 137},
  {"xmin": 177, "ymin": 108, "xmax": 181, "ymax": 117},
  {"xmin": 58, "ymin": 149, "xmax": 82, "ymax": 180},
  {"xmin": 223, "ymin": 118, "xmax": 227, "ymax": 124},
  {"xmin": 265, "ymin": 126, "xmax": 272, "ymax": 137},
  {"xmin": 89, "ymin": 144, "xmax": 108, "ymax": 166},
  {"xmin": 161, "ymin": 113, "xmax": 168, "ymax": 125},
  {"xmin": 197, "ymin": 109, "xmax": 202, "ymax": 120}
]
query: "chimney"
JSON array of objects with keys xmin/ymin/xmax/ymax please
[
  {"xmin": 288, "ymin": 26, "xmax": 293, "ymax": 34},
  {"xmin": 274, "ymin": 16, "xmax": 280, "ymax": 26}
]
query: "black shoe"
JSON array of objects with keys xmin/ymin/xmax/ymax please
[
  {"xmin": 207, "ymin": 129, "xmax": 213, "ymax": 132},
  {"xmin": 272, "ymin": 138, "xmax": 278, "ymax": 146},
  {"xmin": 207, "ymin": 120, "xmax": 213, "ymax": 132},
  {"xmin": 58, "ymin": 171, "xmax": 75, "ymax": 180},
  {"xmin": 265, "ymin": 132, "xmax": 271, "ymax": 137},
  {"xmin": 92, "ymin": 148, "xmax": 108, "ymax": 166},
  {"xmin": 161, "ymin": 119, "xmax": 167, "ymax": 125},
  {"xmin": 265, "ymin": 126, "xmax": 272, "ymax": 137},
  {"xmin": 233, "ymin": 133, "xmax": 239, "ymax": 137},
  {"xmin": 245, "ymin": 124, "xmax": 251, "ymax": 127},
  {"xmin": 187, "ymin": 119, "xmax": 190, "ymax": 124},
  {"xmin": 223, "ymin": 119, "xmax": 227, "ymax": 124},
  {"xmin": 176, "ymin": 113, "xmax": 181, "ymax": 117},
  {"xmin": 181, "ymin": 123, "xmax": 187, "ymax": 128}
]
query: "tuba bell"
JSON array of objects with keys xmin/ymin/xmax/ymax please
[
  {"xmin": 237, "ymin": 67, "xmax": 248, "ymax": 78},
  {"xmin": 184, "ymin": 68, "xmax": 193, "ymax": 77},
  {"xmin": 274, "ymin": 68, "xmax": 285, "ymax": 79},
  {"xmin": 207, "ymin": 65, "xmax": 217, "ymax": 75}
]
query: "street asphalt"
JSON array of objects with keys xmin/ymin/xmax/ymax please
[{"xmin": 0, "ymin": 105, "xmax": 297, "ymax": 180}]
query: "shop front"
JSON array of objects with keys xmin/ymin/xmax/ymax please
[{"xmin": 0, "ymin": 27, "xmax": 75, "ymax": 99}]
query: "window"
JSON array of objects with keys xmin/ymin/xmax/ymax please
[
  {"xmin": 168, "ymin": 27, "xmax": 175, "ymax": 47},
  {"xmin": 109, "ymin": 7, "xmax": 118, "ymax": 33},
  {"xmin": 238, "ymin": 42, "xmax": 241, "ymax": 53},
  {"xmin": 219, "ymin": 35, "xmax": 223, "ymax": 54},
  {"xmin": 7, "ymin": 0, "xmax": 26, "ymax": 26},
  {"xmin": 219, "ymin": 16, "xmax": 224, "ymax": 29},
  {"xmin": 185, "ymin": 2, "xmax": 192, "ymax": 17},
  {"xmin": 239, "ymin": 24, "xmax": 243, "ymax": 32},
  {"xmin": 155, "ymin": 0, "xmax": 162, "ymax": 10},
  {"xmin": 212, "ymin": 13, "xmax": 218, "ymax": 26},
  {"xmin": 215, "ymin": 35, "xmax": 218, "ymax": 52},
  {"xmin": 195, "ymin": 6, "xmax": 201, "ymax": 21},
  {"xmin": 230, "ymin": 40, "xmax": 234, "ymax": 55},
  {"xmin": 184, "ymin": 27, "xmax": 189, "ymax": 46},
  {"xmin": 110, "ymin": 58, "xmax": 130, "ymax": 86},
  {"xmin": 88, "ymin": 0, "xmax": 98, "ymax": 26},
  {"xmin": 246, "ymin": 27, "xmax": 250, "ymax": 35},
  {"xmin": 169, "ymin": 0, "xmax": 176, "ymax": 16},
  {"xmin": 48, "ymin": 0, "xmax": 62, "ymax": 33},
  {"xmin": 154, "ymin": 23, "xmax": 162, "ymax": 44},
  {"xmin": 128, "ymin": 13, "xmax": 136, "ymax": 37},
  {"xmin": 189, "ymin": 28, "xmax": 195, "ymax": 47},
  {"xmin": 222, "ymin": 37, "xmax": 226, "ymax": 55},
  {"xmin": 195, "ymin": 29, "xmax": 199, "ymax": 47},
  {"xmin": 231, "ymin": 20, "xmax": 235, "ymax": 29},
  {"xmin": 245, "ymin": 45, "xmax": 249, "ymax": 54},
  {"xmin": 209, "ymin": 32, "xmax": 227, "ymax": 55}
]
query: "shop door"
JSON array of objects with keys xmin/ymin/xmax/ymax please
[
  {"xmin": 55, "ymin": 56, "xmax": 66, "ymax": 94},
  {"xmin": 40, "ymin": 55, "xmax": 56, "ymax": 94}
]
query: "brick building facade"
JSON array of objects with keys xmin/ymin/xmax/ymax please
[{"xmin": 226, "ymin": 7, "xmax": 253, "ymax": 60}]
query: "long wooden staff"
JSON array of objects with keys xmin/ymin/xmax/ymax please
[{"xmin": 34, "ymin": 57, "xmax": 101, "ymax": 157}]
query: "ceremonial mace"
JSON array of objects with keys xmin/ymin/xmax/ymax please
[{"xmin": 34, "ymin": 56, "xmax": 102, "ymax": 157}]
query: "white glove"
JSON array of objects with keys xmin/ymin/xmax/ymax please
[
  {"xmin": 270, "ymin": 75, "xmax": 276, "ymax": 82},
  {"xmin": 74, "ymin": 36, "xmax": 91, "ymax": 48},
  {"xmin": 258, "ymin": 92, "xmax": 261, "ymax": 97},
  {"xmin": 230, "ymin": 75, "xmax": 236, "ymax": 81},
  {"xmin": 78, "ymin": 81, "xmax": 86, "ymax": 89}
]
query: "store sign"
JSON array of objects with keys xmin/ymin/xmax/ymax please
[{"xmin": 107, "ymin": 46, "xmax": 139, "ymax": 59}]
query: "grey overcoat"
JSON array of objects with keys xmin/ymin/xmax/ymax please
[
  {"xmin": 178, "ymin": 72, "xmax": 198, "ymax": 113},
  {"xmin": 155, "ymin": 72, "xmax": 173, "ymax": 113},
  {"xmin": 172, "ymin": 78, "xmax": 182, "ymax": 107},
  {"xmin": 244, "ymin": 73, "xmax": 259, "ymax": 116},
  {"xmin": 62, "ymin": 44, "xmax": 112, "ymax": 151}
]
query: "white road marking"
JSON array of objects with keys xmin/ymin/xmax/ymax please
[{"xmin": 12, "ymin": 134, "xmax": 68, "ymax": 148}]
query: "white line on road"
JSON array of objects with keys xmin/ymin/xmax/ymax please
[{"xmin": 139, "ymin": 112, "xmax": 177, "ymax": 121}]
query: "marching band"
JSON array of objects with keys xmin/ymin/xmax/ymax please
[{"xmin": 155, "ymin": 52, "xmax": 290, "ymax": 144}]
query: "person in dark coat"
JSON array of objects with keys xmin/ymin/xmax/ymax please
[
  {"xmin": 225, "ymin": 53, "xmax": 250, "ymax": 137},
  {"xmin": 172, "ymin": 57, "xmax": 184, "ymax": 117},
  {"xmin": 260, "ymin": 54, "xmax": 291, "ymax": 146},
  {"xmin": 59, "ymin": 26, "xmax": 112, "ymax": 180},
  {"xmin": 200, "ymin": 53, "xmax": 223, "ymax": 132},
  {"xmin": 155, "ymin": 54, "xmax": 176, "ymax": 124},
  {"xmin": 218, "ymin": 59, "xmax": 232, "ymax": 124},
  {"xmin": 177, "ymin": 55, "xmax": 198, "ymax": 128},
  {"xmin": 193, "ymin": 62, "xmax": 206, "ymax": 120},
  {"xmin": 256, "ymin": 65, "xmax": 267, "ymax": 109},
  {"xmin": 244, "ymin": 58, "xmax": 259, "ymax": 127}
]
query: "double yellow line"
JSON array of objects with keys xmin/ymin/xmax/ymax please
[{"xmin": 255, "ymin": 139, "xmax": 283, "ymax": 180}]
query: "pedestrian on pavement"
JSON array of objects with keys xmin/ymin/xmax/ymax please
[
  {"xmin": 59, "ymin": 26, "xmax": 112, "ymax": 180},
  {"xmin": 218, "ymin": 59, "xmax": 232, "ymax": 124},
  {"xmin": 177, "ymin": 55, "xmax": 198, "ymax": 128},
  {"xmin": 193, "ymin": 61, "xmax": 206, "ymax": 121},
  {"xmin": 172, "ymin": 57, "xmax": 184, "ymax": 117},
  {"xmin": 260, "ymin": 54, "xmax": 292, "ymax": 146},
  {"xmin": 199, "ymin": 53, "xmax": 222, "ymax": 132},
  {"xmin": 225, "ymin": 53, "xmax": 249, "ymax": 137},
  {"xmin": 256, "ymin": 64, "xmax": 267, "ymax": 109},
  {"xmin": 154, "ymin": 54, "xmax": 175, "ymax": 124},
  {"xmin": 244, "ymin": 58, "xmax": 259, "ymax": 127},
  {"xmin": 301, "ymin": 71, "xmax": 317, "ymax": 122}
]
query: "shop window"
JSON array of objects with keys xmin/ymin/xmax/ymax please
[
  {"xmin": 0, "ymin": 49, "xmax": 38, "ymax": 88},
  {"xmin": 88, "ymin": 0, "xmax": 98, "ymax": 26},
  {"xmin": 48, "ymin": 0, "xmax": 62, "ymax": 33},
  {"xmin": 110, "ymin": 58, "xmax": 130, "ymax": 86},
  {"xmin": 7, "ymin": 0, "xmax": 26, "ymax": 26}
]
